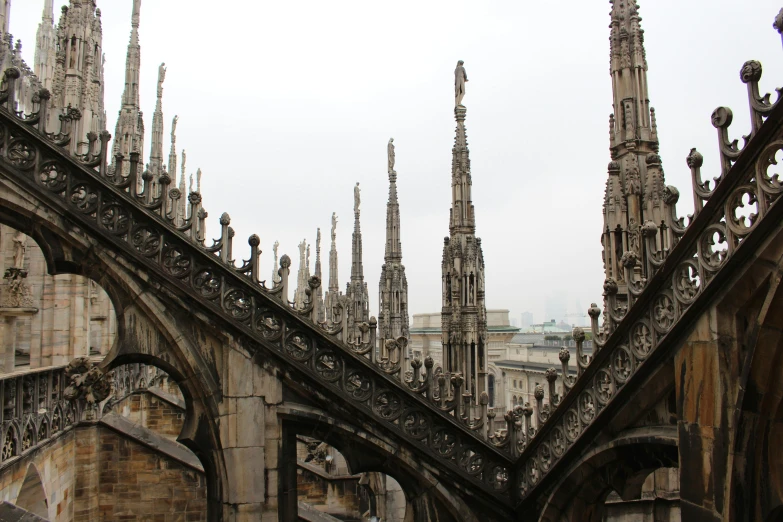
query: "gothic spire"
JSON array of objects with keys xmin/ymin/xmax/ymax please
[
  {"xmin": 168, "ymin": 115, "xmax": 178, "ymax": 179},
  {"xmin": 351, "ymin": 184, "xmax": 364, "ymax": 282},
  {"xmin": 384, "ymin": 139, "xmax": 402, "ymax": 261},
  {"xmin": 379, "ymin": 138, "xmax": 409, "ymax": 345},
  {"xmin": 328, "ymin": 213, "xmax": 339, "ymax": 293},
  {"xmin": 347, "ymin": 183, "xmax": 370, "ymax": 342},
  {"xmin": 608, "ymin": 0, "xmax": 656, "ymax": 153},
  {"xmin": 111, "ymin": 0, "xmax": 145, "ymax": 176},
  {"xmin": 324, "ymin": 212, "xmax": 342, "ymax": 327},
  {"xmin": 124, "ymin": 0, "xmax": 142, "ymax": 109},
  {"xmin": 315, "ymin": 228, "xmax": 325, "ymax": 323},
  {"xmin": 450, "ymin": 105, "xmax": 475, "ymax": 234},
  {"xmin": 34, "ymin": 0, "xmax": 57, "ymax": 90},
  {"xmin": 601, "ymin": 0, "xmax": 677, "ymax": 313},
  {"xmin": 441, "ymin": 61, "xmax": 488, "ymax": 404},
  {"xmin": 44, "ymin": 0, "xmax": 105, "ymax": 145},
  {"xmin": 42, "ymin": 0, "xmax": 54, "ymax": 24},
  {"xmin": 149, "ymin": 63, "xmax": 166, "ymax": 178}
]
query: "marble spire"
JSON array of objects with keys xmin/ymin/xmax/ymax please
[
  {"xmin": 179, "ymin": 149, "xmax": 187, "ymax": 222},
  {"xmin": 315, "ymin": 228, "xmax": 325, "ymax": 323},
  {"xmin": 441, "ymin": 62, "xmax": 488, "ymax": 404},
  {"xmin": 34, "ymin": 0, "xmax": 56, "ymax": 90},
  {"xmin": 0, "ymin": 0, "xmax": 11, "ymax": 39},
  {"xmin": 347, "ymin": 184, "xmax": 370, "ymax": 343},
  {"xmin": 168, "ymin": 115, "xmax": 179, "ymax": 181},
  {"xmin": 324, "ymin": 213, "xmax": 342, "ymax": 326},
  {"xmin": 378, "ymin": 138, "xmax": 409, "ymax": 348},
  {"xmin": 294, "ymin": 239, "xmax": 310, "ymax": 310},
  {"xmin": 42, "ymin": 0, "xmax": 106, "ymax": 148},
  {"xmin": 328, "ymin": 213, "xmax": 339, "ymax": 293},
  {"xmin": 601, "ymin": 0, "xmax": 676, "ymax": 313},
  {"xmin": 111, "ymin": 0, "xmax": 145, "ymax": 178},
  {"xmin": 149, "ymin": 63, "xmax": 166, "ymax": 181}
]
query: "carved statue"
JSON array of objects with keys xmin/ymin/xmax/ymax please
[
  {"xmin": 354, "ymin": 182, "xmax": 361, "ymax": 213},
  {"xmin": 196, "ymin": 168, "xmax": 202, "ymax": 193},
  {"xmin": 388, "ymin": 138, "xmax": 395, "ymax": 172},
  {"xmin": 331, "ymin": 213, "xmax": 338, "ymax": 241},
  {"xmin": 455, "ymin": 60, "xmax": 468, "ymax": 106},
  {"xmin": 171, "ymin": 115, "xmax": 178, "ymax": 138},
  {"xmin": 157, "ymin": 62, "xmax": 166, "ymax": 98},
  {"xmin": 12, "ymin": 231, "xmax": 26, "ymax": 269},
  {"xmin": 189, "ymin": 173, "xmax": 194, "ymax": 193}
]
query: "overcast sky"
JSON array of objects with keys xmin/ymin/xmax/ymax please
[{"xmin": 11, "ymin": 0, "xmax": 783, "ymax": 326}]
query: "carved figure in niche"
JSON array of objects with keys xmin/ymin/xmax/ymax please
[
  {"xmin": 354, "ymin": 182, "xmax": 361, "ymax": 213},
  {"xmin": 469, "ymin": 274, "xmax": 475, "ymax": 305},
  {"xmin": 12, "ymin": 231, "xmax": 26, "ymax": 269},
  {"xmin": 628, "ymin": 218, "xmax": 640, "ymax": 253},
  {"xmin": 331, "ymin": 213, "xmax": 337, "ymax": 241},
  {"xmin": 623, "ymin": 101, "xmax": 635, "ymax": 139},
  {"xmin": 625, "ymin": 160, "xmax": 642, "ymax": 196},
  {"xmin": 388, "ymin": 138, "xmax": 395, "ymax": 172},
  {"xmin": 455, "ymin": 60, "xmax": 468, "ymax": 106}
]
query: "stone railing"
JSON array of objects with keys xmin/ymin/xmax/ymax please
[
  {"xmin": 0, "ymin": 72, "xmax": 513, "ymax": 501},
  {"xmin": 513, "ymin": 20, "xmax": 783, "ymax": 505},
  {"xmin": 0, "ymin": 365, "xmax": 77, "ymax": 469}
]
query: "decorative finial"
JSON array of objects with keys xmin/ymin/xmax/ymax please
[
  {"xmin": 354, "ymin": 182, "xmax": 361, "ymax": 213},
  {"xmin": 455, "ymin": 60, "xmax": 468, "ymax": 107},
  {"xmin": 196, "ymin": 168, "xmax": 202, "ymax": 193}
]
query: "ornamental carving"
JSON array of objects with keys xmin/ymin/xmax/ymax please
[
  {"xmin": 373, "ymin": 390, "xmax": 402, "ymax": 420},
  {"xmin": 285, "ymin": 332, "xmax": 313, "ymax": 361},
  {"xmin": 345, "ymin": 370, "xmax": 372, "ymax": 402},
  {"xmin": 63, "ymin": 357, "xmax": 112, "ymax": 406},
  {"xmin": 1, "ymin": 268, "xmax": 34, "ymax": 308},
  {"xmin": 314, "ymin": 351, "xmax": 342, "ymax": 382}
]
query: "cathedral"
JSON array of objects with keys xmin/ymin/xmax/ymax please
[{"xmin": 0, "ymin": 0, "xmax": 780, "ymax": 520}]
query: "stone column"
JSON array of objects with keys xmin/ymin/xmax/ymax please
[
  {"xmin": 72, "ymin": 425, "xmax": 100, "ymax": 521},
  {"xmin": 220, "ymin": 345, "xmax": 283, "ymax": 521},
  {"xmin": 0, "ymin": 315, "xmax": 14, "ymax": 372},
  {"xmin": 674, "ymin": 308, "xmax": 729, "ymax": 520},
  {"xmin": 0, "ymin": 308, "xmax": 38, "ymax": 372}
]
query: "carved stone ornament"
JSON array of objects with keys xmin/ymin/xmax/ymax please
[
  {"xmin": 1, "ymin": 268, "xmax": 34, "ymax": 308},
  {"xmin": 63, "ymin": 357, "xmax": 112, "ymax": 406}
]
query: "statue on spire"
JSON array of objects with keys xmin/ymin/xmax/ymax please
[
  {"xmin": 331, "ymin": 213, "xmax": 338, "ymax": 241},
  {"xmin": 455, "ymin": 60, "xmax": 468, "ymax": 107},
  {"xmin": 171, "ymin": 115, "xmax": 178, "ymax": 139},
  {"xmin": 388, "ymin": 138, "xmax": 395, "ymax": 173},
  {"xmin": 157, "ymin": 62, "xmax": 166, "ymax": 98},
  {"xmin": 354, "ymin": 182, "xmax": 361, "ymax": 213}
]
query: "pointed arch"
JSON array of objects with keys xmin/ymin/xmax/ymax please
[
  {"xmin": 1, "ymin": 424, "xmax": 19, "ymax": 462},
  {"xmin": 15, "ymin": 464, "xmax": 48, "ymax": 519}
]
